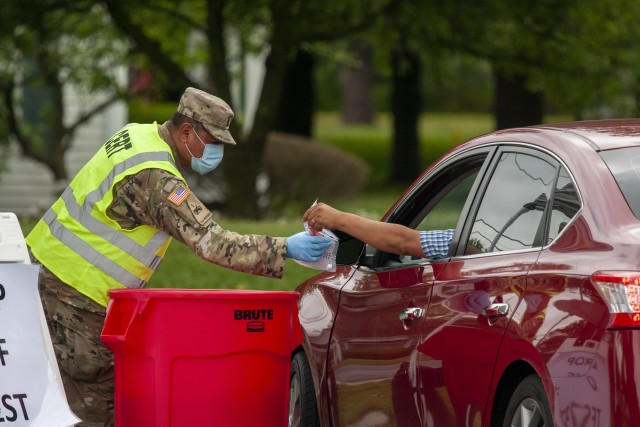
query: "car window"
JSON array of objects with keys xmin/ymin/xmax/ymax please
[
  {"xmin": 547, "ymin": 166, "xmax": 581, "ymax": 243},
  {"xmin": 466, "ymin": 151, "xmax": 557, "ymax": 254},
  {"xmin": 600, "ymin": 147, "xmax": 640, "ymax": 219},
  {"xmin": 377, "ymin": 151, "xmax": 490, "ymax": 266},
  {"xmin": 417, "ymin": 172, "xmax": 478, "ymax": 231}
]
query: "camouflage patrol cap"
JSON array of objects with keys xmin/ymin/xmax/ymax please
[{"xmin": 177, "ymin": 87, "xmax": 236, "ymax": 145}]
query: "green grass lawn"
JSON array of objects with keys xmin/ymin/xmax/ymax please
[
  {"xmin": 150, "ymin": 219, "xmax": 322, "ymax": 291},
  {"xmin": 314, "ymin": 112, "xmax": 495, "ymax": 188}
]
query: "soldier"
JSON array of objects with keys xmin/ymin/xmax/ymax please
[{"xmin": 26, "ymin": 87, "xmax": 331, "ymax": 427}]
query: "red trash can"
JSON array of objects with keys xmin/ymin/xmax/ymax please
[{"xmin": 101, "ymin": 289, "xmax": 303, "ymax": 427}]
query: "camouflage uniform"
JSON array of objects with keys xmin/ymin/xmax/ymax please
[
  {"xmin": 36, "ymin": 256, "xmax": 114, "ymax": 427},
  {"xmin": 109, "ymin": 122, "xmax": 287, "ymax": 278},
  {"xmin": 31, "ymin": 88, "xmax": 288, "ymax": 426}
]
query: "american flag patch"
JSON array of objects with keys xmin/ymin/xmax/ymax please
[{"xmin": 168, "ymin": 184, "xmax": 190, "ymax": 206}]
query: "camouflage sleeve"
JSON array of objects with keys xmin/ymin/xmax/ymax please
[{"xmin": 110, "ymin": 169, "xmax": 287, "ymax": 278}]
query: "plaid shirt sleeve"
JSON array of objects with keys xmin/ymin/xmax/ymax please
[{"xmin": 419, "ymin": 229, "xmax": 455, "ymax": 259}]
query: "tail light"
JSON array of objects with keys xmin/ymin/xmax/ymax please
[{"xmin": 592, "ymin": 271, "xmax": 640, "ymax": 328}]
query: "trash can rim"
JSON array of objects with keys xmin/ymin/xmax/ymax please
[{"xmin": 107, "ymin": 289, "xmax": 300, "ymax": 300}]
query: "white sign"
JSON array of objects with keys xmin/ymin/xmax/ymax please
[{"xmin": 0, "ymin": 264, "xmax": 80, "ymax": 426}]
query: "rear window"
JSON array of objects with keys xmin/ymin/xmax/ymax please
[{"xmin": 600, "ymin": 147, "xmax": 640, "ymax": 218}]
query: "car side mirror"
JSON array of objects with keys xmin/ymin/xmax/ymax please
[{"xmin": 332, "ymin": 230, "xmax": 365, "ymax": 265}]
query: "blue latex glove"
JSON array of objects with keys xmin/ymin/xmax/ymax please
[{"xmin": 286, "ymin": 231, "xmax": 332, "ymax": 262}]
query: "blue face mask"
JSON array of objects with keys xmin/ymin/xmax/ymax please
[{"xmin": 187, "ymin": 126, "xmax": 224, "ymax": 175}]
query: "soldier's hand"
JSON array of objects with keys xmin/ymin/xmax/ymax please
[{"xmin": 286, "ymin": 232, "xmax": 332, "ymax": 262}]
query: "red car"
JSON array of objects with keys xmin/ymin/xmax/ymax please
[{"xmin": 288, "ymin": 119, "xmax": 640, "ymax": 427}]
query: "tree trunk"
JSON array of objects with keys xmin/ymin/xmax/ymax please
[
  {"xmin": 341, "ymin": 41, "xmax": 374, "ymax": 125},
  {"xmin": 389, "ymin": 44, "xmax": 421, "ymax": 185},
  {"xmin": 275, "ymin": 50, "xmax": 314, "ymax": 137},
  {"xmin": 221, "ymin": 142, "xmax": 262, "ymax": 217},
  {"xmin": 224, "ymin": 32, "xmax": 291, "ymax": 218},
  {"xmin": 494, "ymin": 69, "xmax": 544, "ymax": 130}
]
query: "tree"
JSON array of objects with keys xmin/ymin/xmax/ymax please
[
  {"xmin": 340, "ymin": 40, "xmax": 375, "ymax": 125},
  {"xmin": 383, "ymin": 1, "xmax": 426, "ymax": 185},
  {"xmin": 0, "ymin": 1, "xmax": 128, "ymax": 181},
  {"xmin": 416, "ymin": 0, "xmax": 558, "ymax": 129},
  {"xmin": 390, "ymin": 42, "xmax": 422, "ymax": 184},
  {"xmin": 494, "ymin": 70, "xmax": 543, "ymax": 129},
  {"xmin": 101, "ymin": 0, "xmax": 388, "ymax": 217},
  {"xmin": 425, "ymin": 0, "xmax": 640, "ymax": 126},
  {"xmin": 274, "ymin": 49, "xmax": 315, "ymax": 137},
  {"xmin": 529, "ymin": 0, "xmax": 640, "ymax": 118}
]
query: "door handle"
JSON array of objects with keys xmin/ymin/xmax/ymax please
[
  {"xmin": 399, "ymin": 307, "xmax": 424, "ymax": 321},
  {"xmin": 482, "ymin": 303, "xmax": 509, "ymax": 318}
]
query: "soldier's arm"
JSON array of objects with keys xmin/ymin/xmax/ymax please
[{"xmin": 110, "ymin": 169, "xmax": 287, "ymax": 278}]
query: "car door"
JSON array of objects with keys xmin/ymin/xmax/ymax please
[
  {"xmin": 326, "ymin": 148, "xmax": 492, "ymax": 427},
  {"xmin": 325, "ymin": 263, "xmax": 435, "ymax": 427},
  {"xmin": 418, "ymin": 146, "xmax": 560, "ymax": 426}
]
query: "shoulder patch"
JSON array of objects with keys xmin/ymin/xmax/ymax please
[{"xmin": 167, "ymin": 183, "xmax": 190, "ymax": 206}]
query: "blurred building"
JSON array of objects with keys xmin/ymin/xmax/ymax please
[{"xmin": 0, "ymin": 84, "xmax": 127, "ymax": 218}]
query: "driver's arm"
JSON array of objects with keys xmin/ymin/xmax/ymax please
[{"xmin": 304, "ymin": 203, "xmax": 424, "ymax": 258}]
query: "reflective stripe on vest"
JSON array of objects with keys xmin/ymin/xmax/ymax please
[
  {"xmin": 27, "ymin": 124, "xmax": 184, "ymax": 305},
  {"xmin": 57, "ymin": 152, "xmax": 172, "ymax": 267},
  {"xmin": 41, "ymin": 209, "xmax": 160, "ymax": 289},
  {"xmin": 41, "ymin": 150, "xmax": 173, "ymax": 288}
]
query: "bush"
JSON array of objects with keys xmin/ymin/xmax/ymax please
[
  {"xmin": 128, "ymin": 99, "xmax": 176, "ymax": 124},
  {"xmin": 261, "ymin": 132, "xmax": 369, "ymax": 215}
]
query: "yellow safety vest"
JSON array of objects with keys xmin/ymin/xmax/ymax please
[{"xmin": 27, "ymin": 123, "xmax": 185, "ymax": 307}]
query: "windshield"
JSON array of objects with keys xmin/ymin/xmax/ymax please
[{"xmin": 600, "ymin": 147, "xmax": 640, "ymax": 219}]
